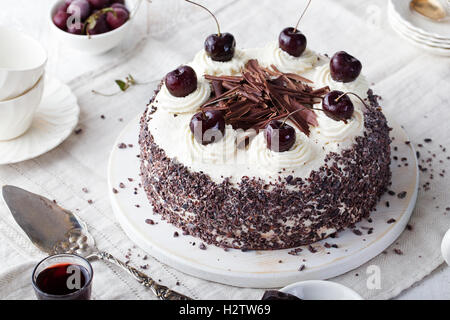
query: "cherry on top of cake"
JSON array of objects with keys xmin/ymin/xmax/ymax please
[{"xmin": 185, "ymin": 0, "xmax": 236, "ymax": 62}]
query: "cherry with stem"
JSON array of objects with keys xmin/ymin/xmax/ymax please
[{"xmin": 185, "ymin": 0, "xmax": 236, "ymax": 62}]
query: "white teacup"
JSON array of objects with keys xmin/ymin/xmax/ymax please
[
  {"xmin": 0, "ymin": 75, "xmax": 45, "ymax": 141},
  {"xmin": 0, "ymin": 26, "xmax": 47, "ymax": 101}
]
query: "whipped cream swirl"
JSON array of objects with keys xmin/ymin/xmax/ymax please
[
  {"xmin": 191, "ymin": 49, "xmax": 248, "ymax": 76},
  {"xmin": 314, "ymin": 63, "xmax": 369, "ymax": 98},
  {"xmin": 184, "ymin": 124, "xmax": 237, "ymax": 164},
  {"xmin": 262, "ymin": 41, "xmax": 318, "ymax": 74},
  {"xmin": 314, "ymin": 105, "xmax": 364, "ymax": 142},
  {"xmin": 249, "ymin": 130, "xmax": 315, "ymax": 173},
  {"xmin": 157, "ymin": 79, "xmax": 211, "ymax": 113}
]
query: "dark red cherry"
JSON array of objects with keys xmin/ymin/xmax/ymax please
[
  {"xmin": 85, "ymin": 12, "xmax": 110, "ymax": 35},
  {"xmin": 265, "ymin": 120, "xmax": 296, "ymax": 152},
  {"xmin": 205, "ymin": 33, "xmax": 236, "ymax": 62},
  {"xmin": 67, "ymin": 21, "xmax": 84, "ymax": 34},
  {"xmin": 53, "ymin": 11, "xmax": 70, "ymax": 30},
  {"xmin": 330, "ymin": 51, "xmax": 362, "ymax": 83},
  {"xmin": 67, "ymin": 0, "xmax": 91, "ymax": 21},
  {"xmin": 322, "ymin": 90, "xmax": 354, "ymax": 121},
  {"xmin": 106, "ymin": 7, "xmax": 129, "ymax": 29},
  {"xmin": 261, "ymin": 290, "xmax": 302, "ymax": 300},
  {"xmin": 87, "ymin": 0, "xmax": 110, "ymax": 10},
  {"xmin": 189, "ymin": 111, "xmax": 225, "ymax": 145},
  {"xmin": 278, "ymin": 27, "xmax": 307, "ymax": 57},
  {"xmin": 165, "ymin": 66, "xmax": 198, "ymax": 98}
]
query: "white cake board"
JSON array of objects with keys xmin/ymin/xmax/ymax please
[{"xmin": 107, "ymin": 113, "xmax": 418, "ymax": 288}]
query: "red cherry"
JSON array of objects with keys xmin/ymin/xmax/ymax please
[
  {"xmin": 165, "ymin": 66, "xmax": 198, "ymax": 98},
  {"xmin": 322, "ymin": 91, "xmax": 354, "ymax": 121},
  {"xmin": 265, "ymin": 120, "xmax": 296, "ymax": 152},
  {"xmin": 189, "ymin": 111, "xmax": 225, "ymax": 145}
]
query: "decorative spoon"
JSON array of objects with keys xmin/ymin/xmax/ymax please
[{"xmin": 410, "ymin": 0, "xmax": 447, "ymax": 21}]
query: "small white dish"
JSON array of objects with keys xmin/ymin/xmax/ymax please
[
  {"xmin": 279, "ymin": 280, "xmax": 363, "ymax": 300},
  {"xmin": 49, "ymin": 0, "xmax": 139, "ymax": 55},
  {"xmin": 442, "ymin": 228, "xmax": 450, "ymax": 265},
  {"xmin": 389, "ymin": 9, "xmax": 450, "ymax": 49},
  {"xmin": 389, "ymin": 1, "xmax": 450, "ymax": 45},
  {"xmin": 390, "ymin": 0, "xmax": 450, "ymax": 40},
  {"xmin": 0, "ymin": 75, "xmax": 45, "ymax": 141},
  {"xmin": 389, "ymin": 7, "xmax": 450, "ymax": 56},
  {"xmin": 0, "ymin": 26, "xmax": 47, "ymax": 101},
  {"xmin": 0, "ymin": 76, "xmax": 79, "ymax": 165}
]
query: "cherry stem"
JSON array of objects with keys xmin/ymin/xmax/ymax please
[
  {"xmin": 294, "ymin": 0, "xmax": 312, "ymax": 32},
  {"xmin": 335, "ymin": 91, "xmax": 369, "ymax": 109},
  {"xmin": 185, "ymin": 0, "xmax": 221, "ymax": 36}
]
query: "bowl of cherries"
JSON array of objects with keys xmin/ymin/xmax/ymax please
[{"xmin": 50, "ymin": 0, "xmax": 138, "ymax": 55}]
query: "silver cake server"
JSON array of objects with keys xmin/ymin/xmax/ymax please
[{"xmin": 2, "ymin": 185, "xmax": 191, "ymax": 300}]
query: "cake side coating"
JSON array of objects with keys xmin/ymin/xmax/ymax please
[{"xmin": 139, "ymin": 85, "xmax": 392, "ymax": 250}]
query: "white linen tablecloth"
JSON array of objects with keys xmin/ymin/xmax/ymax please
[{"xmin": 0, "ymin": 0, "xmax": 449, "ymax": 300}]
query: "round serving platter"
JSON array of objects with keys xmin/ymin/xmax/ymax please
[{"xmin": 107, "ymin": 112, "xmax": 418, "ymax": 288}]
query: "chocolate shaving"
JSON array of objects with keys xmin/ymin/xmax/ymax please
[{"xmin": 200, "ymin": 59, "xmax": 329, "ymax": 135}]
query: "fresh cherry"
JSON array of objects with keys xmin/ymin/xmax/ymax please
[
  {"xmin": 67, "ymin": 0, "xmax": 91, "ymax": 21},
  {"xmin": 85, "ymin": 12, "xmax": 110, "ymax": 35},
  {"xmin": 330, "ymin": 51, "xmax": 362, "ymax": 83},
  {"xmin": 67, "ymin": 21, "xmax": 84, "ymax": 34},
  {"xmin": 265, "ymin": 120, "xmax": 296, "ymax": 152},
  {"xmin": 87, "ymin": 0, "xmax": 110, "ymax": 10},
  {"xmin": 278, "ymin": 0, "xmax": 311, "ymax": 57},
  {"xmin": 111, "ymin": 3, "xmax": 128, "ymax": 12},
  {"xmin": 53, "ymin": 11, "xmax": 70, "ymax": 30},
  {"xmin": 106, "ymin": 6, "xmax": 129, "ymax": 29},
  {"xmin": 278, "ymin": 27, "xmax": 307, "ymax": 57},
  {"xmin": 205, "ymin": 33, "xmax": 236, "ymax": 62},
  {"xmin": 322, "ymin": 90, "xmax": 354, "ymax": 121},
  {"xmin": 165, "ymin": 65, "xmax": 198, "ymax": 98},
  {"xmin": 189, "ymin": 111, "xmax": 225, "ymax": 145},
  {"xmin": 185, "ymin": 0, "xmax": 235, "ymax": 62},
  {"xmin": 261, "ymin": 290, "xmax": 302, "ymax": 300}
]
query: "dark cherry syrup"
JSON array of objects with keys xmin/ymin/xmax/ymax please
[{"xmin": 35, "ymin": 263, "xmax": 91, "ymax": 299}]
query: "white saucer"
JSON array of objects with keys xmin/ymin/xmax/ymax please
[
  {"xmin": 0, "ymin": 77, "xmax": 79, "ymax": 165},
  {"xmin": 390, "ymin": 0, "xmax": 450, "ymax": 40},
  {"xmin": 108, "ymin": 113, "xmax": 418, "ymax": 288},
  {"xmin": 280, "ymin": 280, "xmax": 363, "ymax": 300}
]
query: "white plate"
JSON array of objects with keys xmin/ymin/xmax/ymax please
[
  {"xmin": 389, "ymin": 12, "xmax": 450, "ymax": 56},
  {"xmin": 389, "ymin": 1, "xmax": 450, "ymax": 46},
  {"xmin": 107, "ymin": 113, "xmax": 418, "ymax": 288},
  {"xmin": 0, "ymin": 77, "xmax": 79, "ymax": 165},
  {"xmin": 280, "ymin": 280, "xmax": 363, "ymax": 300},
  {"xmin": 389, "ymin": 3, "xmax": 450, "ymax": 47},
  {"xmin": 389, "ymin": 8, "xmax": 450, "ymax": 49},
  {"xmin": 390, "ymin": 0, "xmax": 450, "ymax": 40}
]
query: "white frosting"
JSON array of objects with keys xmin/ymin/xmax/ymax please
[
  {"xmin": 314, "ymin": 63, "xmax": 370, "ymax": 98},
  {"xmin": 184, "ymin": 124, "xmax": 237, "ymax": 164},
  {"xmin": 313, "ymin": 105, "xmax": 364, "ymax": 142},
  {"xmin": 249, "ymin": 129, "xmax": 315, "ymax": 173},
  {"xmin": 262, "ymin": 41, "xmax": 319, "ymax": 74},
  {"xmin": 157, "ymin": 79, "xmax": 211, "ymax": 113},
  {"xmin": 147, "ymin": 44, "xmax": 369, "ymax": 184},
  {"xmin": 191, "ymin": 49, "xmax": 248, "ymax": 76}
]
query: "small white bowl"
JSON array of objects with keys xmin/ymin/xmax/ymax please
[
  {"xmin": 441, "ymin": 228, "xmax": 450, "ymax": 265},
  {"xmin": 280, "ymin": 280, "xmax": 363, "ymax": 300},
  {"xmin": 49, "ymin": 0, "xmax": 134, "ymax": 55},
  {"xmin": 0, "ymin": 75, "xmax": 45, "ymax": 141},
  {"xmin": 0, "ymin": 27, "xmax": 47, "ymax": 101}
]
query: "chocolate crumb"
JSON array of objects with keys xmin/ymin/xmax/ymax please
[
  {"xmin": 199, "ymin": 243, "xmax": 207, "ymax": 250},
  {"xmin": 118, "ymin": 143, "xmax": 127, "ymax": 149},
  {"xmin": 299, "ymin": 264, "xmax": 306, "ymax": 271},
  {"xmin": 145, "ymin": 219, "xmax": 155, "ymax": 225},
  {"xmin": 112, "ymin": 188, "xmax": 118, "ymax": 194},
  {"xmin": 74, "ymin": 128, "xmax": 83, "ymax": 135},
  {"xmin": 397, "ymin": 191, "xmax": 407, "ymax": 199},
  {"xmin": 387, "ymin": 218, "xmax": 396, "ymax": 224},
  {"xmin": 393, "ymin": 249, "xmax": 403, "ymax": 255},
  {"xmin": 352, "ymin": 229, "xmax": 362, "ymax": 236}
]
